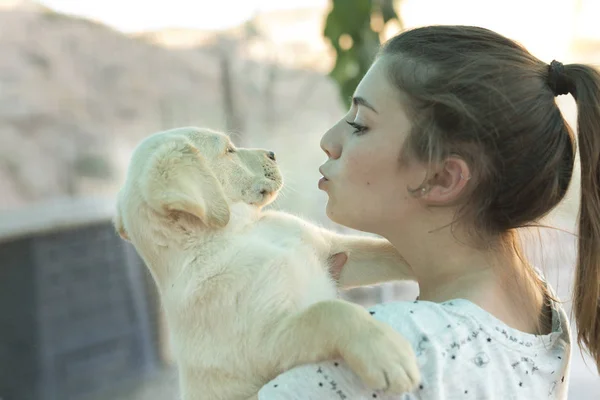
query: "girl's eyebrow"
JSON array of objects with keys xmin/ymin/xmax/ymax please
[{"xmin": 352, "ymin": 96, "xmax": 378, "ymax": 114}]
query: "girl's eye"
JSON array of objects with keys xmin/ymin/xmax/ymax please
[{"xmin": 345, "ymin": 120, "xmax": 369, "ymax": 135}]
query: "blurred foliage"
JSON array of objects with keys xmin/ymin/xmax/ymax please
[
  {"xmin": 323, "ymin": 0, "xmax": 403, "ymax": 108},
  {"xmin": 73, "ymin": 154, "xmax": 113, "ymax": 179}
]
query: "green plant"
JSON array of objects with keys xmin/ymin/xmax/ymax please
[{"xmin": 323, "ymin": 0, "xmax": 403, "ymax": 108}]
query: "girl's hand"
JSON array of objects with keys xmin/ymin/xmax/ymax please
[{"xmin": 328, "ymin": 252, "xmax": 348, "ymax": 283}]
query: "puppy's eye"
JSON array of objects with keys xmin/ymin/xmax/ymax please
[{"xmin": 226, "ymin": 146, "xmax": 236, "ymax": 154}]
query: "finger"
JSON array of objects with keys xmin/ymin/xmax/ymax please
[{"xmin": 328, "ymin": 252, "xmax": 348, "ymax": 281}]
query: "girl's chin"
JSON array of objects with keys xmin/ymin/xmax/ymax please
[{"xmin": 325, "ymin": 202, "xmax": 341, "ymax": 223}]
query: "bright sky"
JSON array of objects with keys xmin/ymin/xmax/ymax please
[
  {"xmin": 37, "ymin": 0, "xmax": 328, "ymax": 32},
  {"xmin": 36, "ymin": 0, "xmax": 600, "ymax": 42},
  {"xmin": 34, "ymin": 0, "xmax": 600, "ymax": 64}
]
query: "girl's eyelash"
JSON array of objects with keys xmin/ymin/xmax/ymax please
[{"xmin": 346, "ymin": 120, "xmax": 368, "ymax": 135}]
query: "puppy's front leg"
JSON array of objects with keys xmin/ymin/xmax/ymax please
[
  {"xmin": 265, "ymin": 299, "xmax": 420, "ymax": 394},
  {"xmin": 326, "ymin": 233, "xmax": 415, "ymax": 289}
]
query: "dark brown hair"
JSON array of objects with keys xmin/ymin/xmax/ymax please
[{"xmin": 379, "ymin": 25, "xmax": 600, "ymax": 371}]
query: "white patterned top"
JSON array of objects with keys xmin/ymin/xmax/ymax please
[{"xmin": 258, "ymin": 296, "xmax": 571, "ymax": 400}]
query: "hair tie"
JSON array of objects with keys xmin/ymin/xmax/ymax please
[{"xmin": 547, "ymin": 60, "xmax": 570, "ymax": 96}]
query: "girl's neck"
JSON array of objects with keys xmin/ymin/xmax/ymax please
[{"xmin": 389, "ymin": 230, "xmax": 550, "ymax": 334}]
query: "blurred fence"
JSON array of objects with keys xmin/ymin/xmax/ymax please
[{"xmin": 0, "ymin": 198, "xmax": 164, "ymax": 400}]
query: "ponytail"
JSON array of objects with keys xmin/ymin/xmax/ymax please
[{"xmin": 565, "ymin": 63, "xmax": 600, "ymax": 372}]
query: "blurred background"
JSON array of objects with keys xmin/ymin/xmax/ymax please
[{"xmin": 0, "ymin": 0, "xmax": 599, "ymax": 398}]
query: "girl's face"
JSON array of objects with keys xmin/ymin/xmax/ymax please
[{"xmin": 319, "ymin": 59, "xmax": 428, "ymax": 236}]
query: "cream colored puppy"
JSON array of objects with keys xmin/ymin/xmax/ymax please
[{"xmin": 114, "ymin": 127, "xmax": 419, "ymax": 400}]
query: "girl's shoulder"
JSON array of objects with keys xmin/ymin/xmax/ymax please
[
  {"xmin": 258, "ymin": 299, "xmax": 571, "ymax": 400},
  {"xmin": 367, "ymin": 298, "xmax": 570, "ymax": 354}
]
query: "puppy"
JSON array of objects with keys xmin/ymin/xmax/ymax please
[{"xmin": 114, "ymin": 127, "xmax": 420, "ymax": 400}]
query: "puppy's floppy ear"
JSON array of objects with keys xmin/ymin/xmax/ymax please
[
  {"xmin": 113, "ymin": 191, "xmax": 130, "ymax": 241},
  {"xmin": 140, "ymin": 138, "xmax": 230, "ymax": 228}
]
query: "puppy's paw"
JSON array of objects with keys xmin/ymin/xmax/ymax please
[{"xmin": 340, "ymin": 318, "xmax": 420, "ymax": 394}]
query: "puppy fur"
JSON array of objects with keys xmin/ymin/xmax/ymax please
[{"xmin": 114, "ymin": 127, "xmax": 420, "ymax": 400}]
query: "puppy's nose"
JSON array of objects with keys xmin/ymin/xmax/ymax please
[{"xmin": 267, "ymin": 151, "xmax": 276, "ymax": 161}]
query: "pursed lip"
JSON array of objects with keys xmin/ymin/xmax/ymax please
[{"xmin": 318, "ymin": 166, "xmax": 329, "ymax": 180}]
